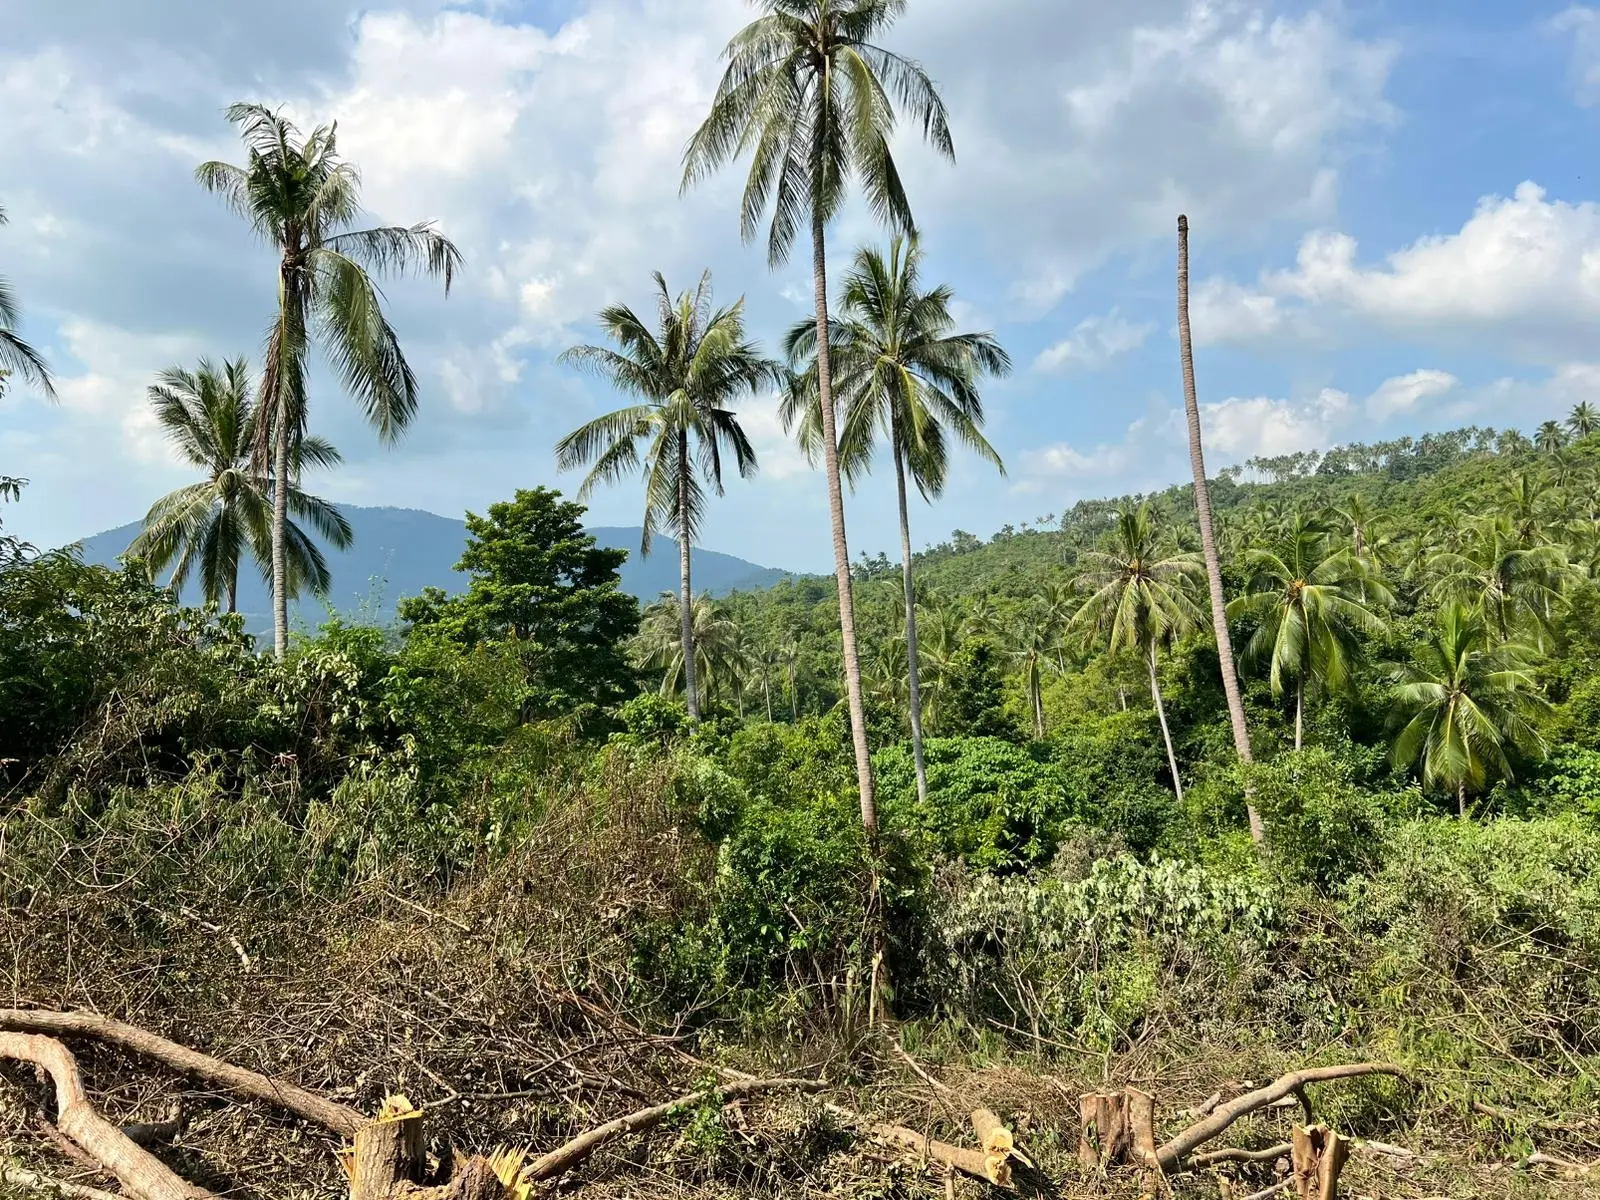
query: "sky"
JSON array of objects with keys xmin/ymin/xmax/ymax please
[{"xmin": 3, "ymin": 0, "xmax": 1599, "ymax": 574}]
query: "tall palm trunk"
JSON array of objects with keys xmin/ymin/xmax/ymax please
[
  {"xmin": 812, "ymin": 206, "xmax": 877, "ymax": 838},
  {"xmin": 1178, "ymin": 214, "xmax": 1260, "ymax": 841},
  {"xmin": 1457, "ymin": 782, "xmax": 1467, "ymax": 819},
  {"xmin": 677, "ymin": 431, "xmax": 700, "ymax": 722},
  {"xmin": 1148, "ymin": 641, "xmax": 1184, "ymax": 803},
  {"xmin": 892, "ymin": 438, "xmax": 929, "ymax": 807},
  {"xmin": 764, "ymin": 667, "xmax": 773, "ymax": 722},
  {"xmin": 271, "ymin": 418, "xmax": 289, "ymax": 658},
  {"xmin": 1029, "ymin": 660, "xmax": 1044, "ymax": 740},
  {"xmin": 1294, "ymin": 679, "xmax": 1304, "ymax": 753},
  {"xmin": 228, "ymin": 574, "xmax": 238, "ymax": 615}
]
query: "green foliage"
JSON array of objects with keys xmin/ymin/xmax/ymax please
[
  {"xmin": 941, "ymin": 637, "xmax": 1018, "ymax": 740},
  {"xmin": 876, "ymin": 736, "xmax": 1075, "ymax": 870},
  {"xmin": 1240, "ymin": 748, "xmax": 1393, "ymax": 890},
  {"xmin": 399, "ymin": 487, "xmax": 640, "ymax": 721}
]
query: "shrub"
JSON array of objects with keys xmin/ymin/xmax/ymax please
[
  {"xmin": 1242, "ymin": 748, "xmax": 1394, "ymax": 890},
  {"xmin": 875, "ymin": 736, "xmax": 1077, "ymax": 870}
]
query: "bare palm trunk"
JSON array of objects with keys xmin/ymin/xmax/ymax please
[
  {"xmin": 1457, "ymin": 782, "xmax": 1467, "ymax": 819},
  {"xmin": 812, "ymin": 206, "xmax": 877, "ymax": 838},
  {"xmin": 893, "ymin": 440, "xmax": 929, "ymax": 807},
  {"xmin": 1178, "ymin": 214, "xmax": 1260, "ymax": 841},
  {"xmin": 1294, "ymin": 679, "xmax": 1304, "ymax": 753},
  {"xmin": 789, "ymin": 665, "xmax": 798, "ymax": 720},
  {"xmin": 764, "ymin": 668, "xmax": 773, "ymax": 723},
  {"xmin": 271, "ymin": 419, "xmax": 289, "ymax": 658},
  {"xmin": 1031, "ymin": 663, "xmax": 1045, "ymax": 740},
  {"xmin": 677, "ymin": 432, "xmax": 700, "ymax": 721},
  {"xmin": 1149, "ymin": 641, "xmax": 1184, "ymax": 803},
  {"xmin": 228, "ymin": 574, "xmax": 238, "ymax": 615}
]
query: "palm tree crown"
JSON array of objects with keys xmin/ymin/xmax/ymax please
[
  {"xmin": 1568, "ymin": 401, "xmax": 1599, "ymax": 440},
  {"xmin": 0, "ymin": 204, "xmax": 56, "ymax": 401},
  {"xmin": 1228, "ymin": 515, "xmax": 1390, "ymax": 750},
  {"xmin": 1390, "ymin": 602, "xmax": 1549, "ymax": 815},
  {"xmin": 198, "ymin": 102, "xmax": 461, "ymax": 655},
  {"xmin": 557, "ymin": 271, "xmax": 774, "ymax": 720},
  {"xmin": 127, "ymin": 358, "xmax": 350, "ymax": 612}
]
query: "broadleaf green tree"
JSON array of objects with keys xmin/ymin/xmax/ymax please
[{"xmin": 198, "ymin": 103, "xmax": 461, "ymax": 657}]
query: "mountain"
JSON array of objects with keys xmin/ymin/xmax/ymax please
[{"xmin": 70, "ymin": 505, "xmax": 793, "ymax": 634}]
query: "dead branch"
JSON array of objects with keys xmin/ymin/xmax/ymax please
[
  {"xmin": 0, "ymin": 1032, "xmax": 216, "ymax": 1200},
  {"xmin": 121, "ymin": 1106, "xmax": 184, "ymax": 1148},
  {"xmin": 1, "ymin": 1161, "xmax": 125, "ymax": 1200},
  {"xmin": 1192, "ymin": 1143, "xmax": 1292, "ymax": 1167},
  {"xmin": 820, "ymin": 1099, "xmax": 1000, "ymax": 1186},
  {"xmin": 525, "ymin": 1076, "xmax": 823, "ymax": 1182},
  {"xmin": 1157, "ymin": 1064, "xmax": 1404, "ymax": 1169},
  {"xmin": 888, "ymin": 1037, "xmax": 957, "ymax": 1098},
  {"xmin": 0, "ymin": 1009, "xmax": 363, "ymax": 1136}
]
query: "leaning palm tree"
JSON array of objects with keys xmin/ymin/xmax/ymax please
[
  {"xmin": 1176, "ymin": 215, "xmax": 1260, "ymax": 838},
  {"xmin": 1071, "ymin": 504, "xmax": 1205, "ymax": 802},
  {"xmin": 126, "ymin": 358, "xmax": 350, "ymax": 613},
  {"xmin": 1568, "ymin": 401, "xmax": 1599, "ymax": 441},
  {"xmin": 198, "ymin": 104, "xmax": 461, "ymax": 657},
  {"xmin": 683, "ymin": 0, "xmax": 953, "ymax": 840},
  {"xmin": 1227, "ymin": 515, "xmax": 1391, "ymax": 751},
  {"xmin": 783, "ymin": 237, "xmax": 1010, "ymax": 805},
  {"xmin": 0, "ymin": 204, "xmax": 56, "ymax": 401},
  {"xmin": 1390, "ymin": 602, "xmax": 1548, "ymax": 817},
  {"xmin": 557, "ymin": 272, "xmax": 774, "ymax": 722}
]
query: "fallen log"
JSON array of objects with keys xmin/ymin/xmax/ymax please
[
  {"xmin": 0, "ymin": 1032, "xmax": 217, "ymax": 1200},
  {"xmin": 969, "ymin": 1107, "xmax": 1015, "ymax": 1186},
  {"xmin": 0, "ymin": 1009, "xmax": 363, "ymax": 1137},
  {"xmin": 1, "ymin": 1161, "xmax": 125, "ymax": 1200},
  {"xmin": 1156, "ymin": 1064, "xmax": 1404, "ymax": 1170}
]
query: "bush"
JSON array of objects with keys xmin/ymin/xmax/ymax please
[
  {"xmin": 875, "ymin": 736, "xmax": 1077, "ymax": 870},
  {"xmin": 1242, "ymin": 748, "xmax": 1394, "ymax": 890}
]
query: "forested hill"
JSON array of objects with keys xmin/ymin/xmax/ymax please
[
  {"xmin": 850, "ymin": 424, "xmax": 1559, "ymax": 599},
  {"xmin": 72, "ymin": 504, "xmax": 791, "ymax": 631}
]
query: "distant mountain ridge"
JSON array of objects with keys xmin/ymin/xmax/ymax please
[{"xmin": 71, "ymin": 505, "xmax": 792, "ymax": 634}]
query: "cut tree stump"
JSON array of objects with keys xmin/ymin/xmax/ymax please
[
  {"xmin": 1078, "ymin": 1091, "xmax": 1132, "ymax": 1169},
  {"xmin": 1290, "ymin": 1125, "xmax": 1348, "ymax": 1200}
]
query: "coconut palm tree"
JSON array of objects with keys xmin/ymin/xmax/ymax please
[
  {"xmin": 0, "ymin": 204, "xmax": 55, "ymax": 402},
  {"xmin": 1071, "ymin": 504, "xmax": 1205, "ymax": 801},
  {"xmin": 682, "ymin": 0, "xmax": 954, "ymax": 840},
  {"xmin": 1426, "ymin": 515, "xmax": 1570, "ymax": 644},
  {"xmin": 1497, "ymin": 472, "xmax": 1555, "ymax": 548},
  {"xmin": 197, "ymin": 104, "xmax": 461, "ymax": 658},
  {"xmin": 1390, "ymin": 602, "xmax": 1549, "ymax": 817},
  {"xmin": 778, "ymin": 631, "xmax": 805, "ymax": 719},
  {"xmin": 1536, "ymin": 420, "xmax": 1568, "ymax": 454},
  {"xmin": 1011, "ymin": 613, "xmax": 1059, "ymax": 740},
  {"xmin": 636, "ymin": 591, "xmax": 749, "ymax": 710},
  {"xmin": 1228, "ymin": 516, "xmax": 1391, "ymax": 751},
  {"xmin": 1568, "ymin": 401, "xmax": 1599, "ymax": 441},
  {"xmin": 126, "ymin": 358, "xmax": 350, "ymax": 613},
  {"xmin": 782, "ymin": 237, "xmax": 1009, "ymax": 805},
  {"xmin": 1176, "ymin": 215, "xmax": 1259, "ymax": 837},
  {"xmin": 557, "ymin": 272, "xmax": 774, "ymax": 721}
]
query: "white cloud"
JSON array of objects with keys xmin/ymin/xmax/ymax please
[
  {"xmin": 1194, "ymin": 182, "xmax": 1600, "ymax": 363},
  {"xmin": 1553, "ymin": 6, "xmax": 1600, "ymax": 106},
  {"xmin": 1034, "ymin": 310, "xmax": 1153, "ymax": 373},
  {"xmin": 1366, "ymin": 369, "xmax": 1458, "ymax": 419},
  {"xmin": 51, "ymin": 319, "xmax": 207, "ymax": 464},
  {"xmin": 735, "ymin": 396, "xmax": 812, "ymax": 483},
  {"xmin": 1195, "ymin": 386, "xmax": 1352, "ymax": 460}
]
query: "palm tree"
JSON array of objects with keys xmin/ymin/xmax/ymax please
[
  {"xmin": 778, "ymin": 631, "xmax": 805, "ymax": 719},
  {"xmin": 1536, "ymin": 420, "xmax": 1568, "ymax": 454},
  {"xmin": 1176, "ymin": 215, "xmax": 1260, "ymax": 838},
  {"xmin": 683, "ymin": 0, "xmax": 954, "ymax": 841},
  {"xmin": 636, "ymin": 591, "xmax": 749, "ymax": 710},
  {"xmin": 1390, "ymin": 602, "xmax": 1549, "ymax": 817},
  {"xmin": 1426, "ymin": 515, "xmax": 1570, "ymax": 645},
  {"xmin": 126, "ymin": 358, "xmax": 350, "ymax": 613},
  {"xmin": 1012, "ymin": 614, "xmax": 1059, "ymax": 740},
  {"xmin": 1569, "ymin": 401, "xmax": 1599, "ymax": 440},
  {"xmin": 1071, "ymin": 504, "xmax": 1205, "ymax": 802},
  {"xmin": 1497, "ymin": 472, "xmax": 1554, "ymax": 548},
  {"xmin": 0, "ymin": 204, "xmax": 56, "ymax": 401},
  {"xmin": 197, "ymin": 104, "xmax": 461, "ymax": 658},
  {"xmin": 556, "ymin": 272, "xmax": 773, "ymax": 721},
  {"xmin": 783, "ymin": 237, "xmax": 1009, "ymax": 805},
  {"xmin": 1227, "ymin": 516, "xmax": 1391, "ymax": 751}
]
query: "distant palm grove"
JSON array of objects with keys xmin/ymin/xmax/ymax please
[{"xmin": 3, "ymin": 4, "xmax": 1600, "ymax": 1198}]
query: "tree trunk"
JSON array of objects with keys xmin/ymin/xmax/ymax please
[
  {"xmin": 1458, "ymin": 782, "xmax": 1467, "ymax": 819},
  {"xmin": 1178, "ymin": 214, "xmax": 1260, "ymax": 840},
  {"xmin": 1149, "ymin": 641, "xmax": 1185, "ymax": 803},
  {"xmin": 271, "ymin": 415, "xmax": 290, "ymax": 658},
  {"xmin": 763, "ymin": 665, "xmax": 773, "ymax": 722},
  {"xmin": 789, "ymin": 664, "xmax": 799, "ymax": 720},
  {"xmin": 1295, "ymin": 678, "xmax": 1304, "ymax": 752},
  {"xmin": 1031, "ymin": 662, "xmax": 1045, "ymax": 740},
  {"xmin": 227, "ymin": 573, "xmax": 238, "ymax": 615},
  {"xmin": 678, "ymin": 432, "xmax": 699, "ymax": 722},
  {"xmin": 894, "ymin": 440, "xmax": 930, "ymax": 807},
  {"xmin": 812, "ymin": 204, "xmax": 877, "ymax": 837}
]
